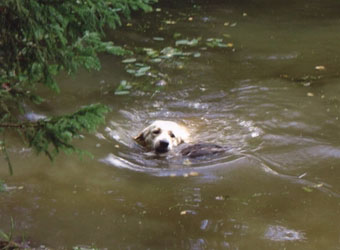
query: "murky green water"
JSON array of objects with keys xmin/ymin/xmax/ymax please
[{"xmin": 2, "ymin": 0, "xmax": 340, "ymax": 249}]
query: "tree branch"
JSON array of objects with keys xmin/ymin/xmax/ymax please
[{"xmin": 0, "ymin": 122, "xmax": 42, "ymax": 128}]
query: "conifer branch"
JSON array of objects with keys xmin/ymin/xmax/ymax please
[
  {"xmin": 0, "ymin": 0, "xmax": 155, "ymax": 174},
  {"xmin": 0, "ymin": 122, "xmax": 41, "ymax": 128}
]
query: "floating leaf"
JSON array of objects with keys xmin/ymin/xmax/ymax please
[
  {"xmin": 215, "ymin": 196, "xmax": 226, "ymax": 201},
  {"xmin": 314, "ymin": 183, "xmax": 324, "ymax": 188},
  {"xmin": 165, "ymin": 20, "xmax": 176, "ymax": 25},
  {"xmin": 143, "ymin": 48, "xmax": 159, "ymax": 58},
  {"xmin": 114, "ymin": 90, "xmax": 130, "ymax": 95},
  {"xmin": 139, "ymin": 66, "xmax": 150, "ymax": 72},
  {"xmin": 208, "ymin": 38, "xmax": 221, "ymax": 42},
  {"xmin": 126, "ymin": 65, "xmax": 151, "ymax": 77},
  {"xmin": 155, "ymin": 80, "xmax": 167, "ymax": 86},
  {"xmin": 175, "ymin": 38, "xmax": 200, "ymax": 47},
  {"xmin": 180, "ymin": 210, "xmax": 196, "ymax": 215},
  {"xmin": 122, "ymin": 58, "xmax": 137, "ymax": 64},
  {"xmin": 160, "ymin": 47, "xmax": 183, "ymax": 58},
  {"xmin": 315, "ymin": 65, "xmax": 326, "ymax": 71},
  {"xmin": 153, "ymin": 37, "xmax": 164, "ymax": 41},
  {"xmin": 173, "ymin": 32, "xmax": 181, "ymax": 39},
  {"xmin": 126, "ymin": 69, "xmax": 136, "ymax": 74},
  {"xmin": 135, "ymin": 63, "xmax": 146, "ymax": 67},
  {"xmin": 302, "ymin": 186, "xmax": 313, "ymax": 193},
  {"xmin": 114, "ymin": 80, "xmax": 132, "ymax": 95},
  {"xmin": 206, "ymin": 38, "xmax": 231, "ymax": 48},
  {"xmin": 151, "ymin": 58, "xmax": 162, "ymax": 63}
]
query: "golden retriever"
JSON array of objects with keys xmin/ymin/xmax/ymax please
[{"xmin": 134, "ymin": 120, "xmax": 189, "ymax": 154}]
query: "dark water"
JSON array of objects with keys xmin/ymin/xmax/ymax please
[{"xmin": 1, "ymin": 1, "xmax": 340, "ymax": 249}]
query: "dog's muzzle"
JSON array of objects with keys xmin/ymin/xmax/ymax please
[{"xmin": 155, "ymin": 140, "xmax": 170, "ymax": 153}]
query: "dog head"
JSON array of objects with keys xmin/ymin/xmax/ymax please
[{"xmin": 134, "ymin": 120, "xmax": 189, "ymax": 154}]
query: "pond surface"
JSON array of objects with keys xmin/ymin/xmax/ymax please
[{"xmin": 2, "ymin": 0, "xmax": 340, "ymax": 249}]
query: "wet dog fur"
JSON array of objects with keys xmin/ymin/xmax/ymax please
[
  {"xmin": 134, "ymin": 120, "xmax": 189, "ymax": 154},
  {"xmin": 134, "ymin": 120, "xmax": 226, "ymax": 157}
]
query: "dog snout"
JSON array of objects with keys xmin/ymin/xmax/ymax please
[
  {"xmin": 159, "ymin": 140, "xmax": 169, "ymax": 148},
  {"xmin": 155, "ymin": 140, "xmax": 170, "ymax": 153}
]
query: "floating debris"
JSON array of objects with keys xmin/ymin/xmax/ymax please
[
  {"xmin": 153, "ymin": 37, "xmax": 165, "ymax": 41},
  {"xmin": 165, "ymin": 20, "xmax": 176, "ymax": 25},
  {"xmin": 143, "ymin": 48, "xmax": 159, "ymax": 58},
  {"xmin": 215, "ymin": 196, "xmax": 226, "ymax": 201},
  {"xmin": 118, "ymin": 33, "xmax": 235, "ymax": 94},
  {"xmin": 114, "ymin": 80, "xmax": 132, "ymax": 95},
  {"xmin": 122, "ymin": 58, "xmax": 137, "ymax": 64},
  {"xmin": 206, "ymin": 38, "xmax": 230, "ymax": 48},
  {"xmin": 302, "ymin": 186, "xmax": 313, "ymax": 192},
  {"xmin": 315, "ymin": 65, "xmax": 326, "ymax": 71},
  {"xmin": 155, "ymin": 80, "xmax": 167, "ymax": 86},
  {"xmin": 180, "ymin": 210, "xmax": 196, "ymax": 215},
  {"xmin": 189, "ymin": 171, "xmax": 199, "ymax": 176},
  {"xmin": 173, "ymin": 32, "xmax": 181, "ymax": 39},
  {"xmin": 126, "ymin": 64, "xmax": 151, "ymax": 77},
  {"xmin": 175, "ymin": 38, "xmax": 200, "ymax": 47}
]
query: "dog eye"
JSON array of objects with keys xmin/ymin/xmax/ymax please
[
  {"xmin": 169, "ymin": 131, "xmax": 175, "ymax": 138},
  {"xmin": 152, "ymin": 129, "xmax": 161, "ymax": 135}
]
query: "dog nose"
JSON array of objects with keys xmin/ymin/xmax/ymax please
[
  {"xmin": 159, "ymin": 140, "xmax": 169, "ymax": 148},
  {"xmin": 156, "ymin": 140, "xmax": 170, "ymax": 153}
]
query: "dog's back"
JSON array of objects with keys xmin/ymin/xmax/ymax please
[{"xmin": 179, "ymin": 143, "xmax": 226, "ymax": 158}]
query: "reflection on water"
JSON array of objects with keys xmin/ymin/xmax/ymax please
[
  {"xmin": 2, "ymin": 0, "xmax": 340, "ymax": 249},
  {"xmin": 264, "ymin": 225, "xmax": 306, "ymax": 242}
]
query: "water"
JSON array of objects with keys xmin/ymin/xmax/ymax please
[{"xmin": 1, "ymin": 0, "xmax": 340, "ymax": 249}]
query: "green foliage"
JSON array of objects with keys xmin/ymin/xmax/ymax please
[
  {"xmin": 0, "ymin": 140, "xmax": 13, "ymax": 175},
  {"xmin": 115, "ymin": 34, "xmax": 233, "ymax": 93},
  {"xmin": 0, "ymin": 0, "xmax": 154, "ymax": 91},
  {"xmin": 0, "ymin": 218, "xmax": 13, "ymax": 244},
  {"xmin": 115, "ymin": 80, "xmax": 132, "ymax": 95},
  {"xmin": 206, "ymin": 38, "xmax": 233, "ymax": 48},
  {"xmin": 0, "ymin": 0, "xmax": 156, "ymax": 173},
  {"xmin": 0, "ymin": 218, "xmax": 24, "ymax": 249},
  {"xmin": 25, "ymin": 104, "xmax": 110, "ymax": 160},
  {"xmin": 175, "ymin": 38, "xmax": 201, "ymax": 46},
  {"xmin": 0, "ymin": 180, "xmax": 6, "ymax": 192}
]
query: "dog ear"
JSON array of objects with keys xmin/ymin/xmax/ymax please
[{"xmin": 134, "ymin": 132, "xmax": 146, "ymax": 146}]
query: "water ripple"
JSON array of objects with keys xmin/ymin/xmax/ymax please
[{"xmin": 264, "ymin": 225, "xmax": 306, "ymax": 242}]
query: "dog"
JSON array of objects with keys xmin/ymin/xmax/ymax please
[
  {"xmin": 134, "ymin": 120, "xmax": 189, "ymax": 154},
  {"xmin": 134, "ymin": 120, "xmax": 227, "ymax": 158}
]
